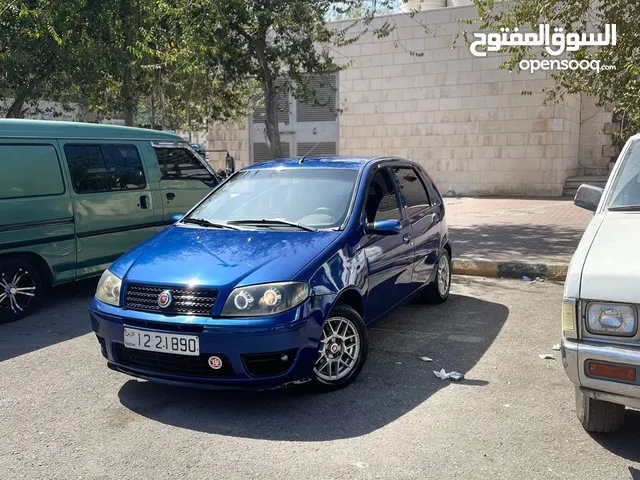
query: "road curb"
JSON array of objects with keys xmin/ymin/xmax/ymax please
[{"xmin": 453, "ymin": 259, "xmax": 568, "ymax": 281}]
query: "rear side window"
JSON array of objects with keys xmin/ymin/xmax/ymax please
[
  {"xmin": 0, "ymin": 145, "xmax": 65, "ymax": 199},
  {"xmin": 64, "ymin": 144, "xmax": 146, "ymax": 193},
  {"xmin": 153, "ymin": 147, "xmax": 217, "ymax": 186},
  {"xmin": 392, "ymin": 167, "xmax": 431, "ymax": 218}
]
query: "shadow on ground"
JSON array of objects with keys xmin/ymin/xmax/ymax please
[
  {"xmin": 449, "ymin": 224, "xmax": 587, "ymax": 263},
  {"xmin": 591, "ymin": 409, "xmax": 640, "ymax": 463},
  {"xmin": 0, "ymin": 278, "xmax": 96, "ymax": 362},
  {"xmin": 118, "ymin": 292, "xmax": 509, "ymax": 441}
]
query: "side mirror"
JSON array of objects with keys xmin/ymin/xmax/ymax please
[
  {"xmin": 365, "ymin": 219, "xmax": 402, "ymax": 235},
  {"xmin": 574, "ymin": 184, "xmax": 603, "ymax": 212},
  {"xmin": 171, "ymin": 213, "xmax": 185, "ymax": 223},
  {"xmin": 216, "ymin": 169, "xmax": 227, "ymax": 178}
]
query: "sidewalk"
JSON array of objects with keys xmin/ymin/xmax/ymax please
[{"xmin": 444, "ymin": 197, "xmax": 593, "ymax": 280}]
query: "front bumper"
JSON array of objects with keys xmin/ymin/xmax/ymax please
[
  {"xmin": 562, "ymin": 337, "xmax": 640, "ymax": 408},
  {"xmin": 90, "ymin": 299, "xmax": 327, "ymax": 390}
]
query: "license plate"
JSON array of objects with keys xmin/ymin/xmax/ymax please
[{"xmin": 123, "ymin": 328, "xmax": 200, "ymax": 356}]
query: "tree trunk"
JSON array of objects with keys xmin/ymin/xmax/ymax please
[
  {"xmin": 121, "ymin": 0, "xmax": 135, "ymax": 126},
  {"xmin": 254, "ymin": 40, "xmax": 282, "ymax": 159},
  {"xmin": 263, "ymin": 77, "xmax": 283, "ymax": 159},
  {"xmin": 5, "ymin": 95, "xmax": 26, "ymax": 118}
]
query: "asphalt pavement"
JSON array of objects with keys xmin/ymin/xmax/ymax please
[{"xmin": 1, "ymin": 277, "xmax": 639, "ymax": 479}]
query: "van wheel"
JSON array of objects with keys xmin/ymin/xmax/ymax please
[
  {"xmin": 576, "ymin": 386, "xmax": 625, "ymax": 433},
  {"xmin": 419, "ymin": 250, "xmax": 451, "ymax": 304},
  {"xmin": 0, "ymin": 259, "xmax": 43, "ymax": 324},
  {"xmin": 311, "ymin": 304, "xmax": 369, "ymax": 393}
]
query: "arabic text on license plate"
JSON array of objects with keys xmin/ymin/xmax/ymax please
[{"xmin": 123, "ymin": 328, "xmax": 200, "ymax": 356}]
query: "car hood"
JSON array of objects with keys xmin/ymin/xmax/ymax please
[
  {"xmin": 581, "ymin": 213, "xmax": 640, "ymax": 302},
  {"xmin": 118, "ymin": 225, "xmax": 340, "ymax": 289}
]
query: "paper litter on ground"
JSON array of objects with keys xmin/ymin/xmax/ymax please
[{"xmin": 433, "ymin": 368, "xmax": 465, "ymax": 381}]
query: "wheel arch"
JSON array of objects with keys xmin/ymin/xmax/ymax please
[
  {"xmin": 332, "ymin": 288, "xmax": 365, "ymax": 320},
  {"xmin": 0, "ymin": 251, "xmax": 54, "ymax": 288}
]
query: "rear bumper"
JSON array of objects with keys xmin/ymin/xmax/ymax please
[
  {"xmin": 562, "ymin": 337, "xmax": 640, "ymax": 407},
  {"xmin": 90, "ymin": 302, "xmax": 326, "ymax": 390}
]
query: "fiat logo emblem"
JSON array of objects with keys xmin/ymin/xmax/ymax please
[
  {"xmin": 208, "ymin": 356, "xmax": 223, "ymax": 370},
  {"xmin": 157, "ymin": 290, "xmax": 173, "ymax": 308}
]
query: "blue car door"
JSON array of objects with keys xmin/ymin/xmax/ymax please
[
  {"xmin": 390, "ymin": 164, "xmax": 442, "ymax": 292},
  {"xmin": 361, "ymin": 166, "xmax": 415, "ymax": 323}
]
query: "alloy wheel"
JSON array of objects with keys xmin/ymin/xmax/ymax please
[
  {"xmin": 314, "ymin": 316, "xmax": 361, "ymax": 382},
  {"xmin": 0, "ymin": 267, "xmax": 37, "ymax": 315},
  {"xmin": 437, "ymin": 254, "xmax": 451, "ymax": 297}
]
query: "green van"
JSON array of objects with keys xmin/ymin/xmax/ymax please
[{"xmin": 0, "ymin": 120, "xmax": 223, "ymax": 323}]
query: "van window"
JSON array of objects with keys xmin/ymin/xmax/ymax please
[
  {"xmin": 64, "ymin": 144, "xmax": 146, "ymax": 193},
  {"xmin": 0, "ymin": 145, "xmax": 65, "ymax": 199},
  {"xmin": 154, "ymin": 147, "xmax": 216, "ymax": 186}
]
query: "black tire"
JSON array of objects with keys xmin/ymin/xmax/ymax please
[
  {"xmin": 575, "ymin": 386, "xmax": 625, "ymax": 433},
  {"xmin": 0, "ymin": 258, "xmax": 43, "ymax": 324},
  {"xmin": 310, "ymin": 303, "xmax": 369, "ymax": 393},
  {"xmin": 418, "ymin": 249, "xmax": 451, "ymax": 304}
]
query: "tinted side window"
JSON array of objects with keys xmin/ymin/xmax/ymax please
[
  {"xmin": 65, "ymin": 145, "xmax": 110, "ymax": 193},
  {"xmin": 154, "ymin": 147, "xmax": 216, "ymax": 185},
  {"xmin": 103, "ymin": 145, "xmax": 146, "ymax": 190},
  {"xmin": 0, "ymin": 145, "xmax": 65, "ymax": 199},
  {"xmin": 393, "ymin": 167, "xmax": 431, "ymax": 218},
  {"xmin": 365, "ymin": 169, "xmax": 402, "ymax": 223},
  {"xmin": 65, "ymin": 144, "xmax": 145, "ymax": 194}
]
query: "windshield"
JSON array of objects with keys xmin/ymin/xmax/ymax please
[
  {"xmin": 608, "ymin": 140, "xmax": 640, "ymax": 209},
  {"xmin": 184, "ymin": 167, "xmax": 359, "ymax": 229}
]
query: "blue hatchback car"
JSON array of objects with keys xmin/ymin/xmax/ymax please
[{"xmin": 90, "ymin": 156, "xmax": 452, "ymax": 391}]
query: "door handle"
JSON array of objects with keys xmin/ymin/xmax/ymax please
[
  {"xmin": 139, "ymin": 195, "xmax": 150, "ymax": 209},
  {"xmin": 403, "ymin": 233, "xmax": 412, "ymax": 244},
  {"xmin": 166, "ymin": 192, "xmax": 176, "ymax": 200}
]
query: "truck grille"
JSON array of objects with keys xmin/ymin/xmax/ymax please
[{"xmin": 125, "ymin": 284, "xmax": 217, "ymax": 316}]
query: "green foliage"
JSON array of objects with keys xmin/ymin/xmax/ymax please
[{"xmin": 463, "ymin": 0, "xmax": 640, "ymax": 144}]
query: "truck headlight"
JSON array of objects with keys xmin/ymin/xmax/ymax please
[
  {"xmin": 95, "ymin": 270, "xmax": 122, "ymax": 306},
  {"xmin": 586, "ymin": 302, "xmax": 637, "ymax": 337},
  {"xmin": 221, "ymin": 282, "xmax": 309, "ymax": 317},
  {"xmin": 562, "ymin": 298, "xmax": 577, "ymax": 339}
]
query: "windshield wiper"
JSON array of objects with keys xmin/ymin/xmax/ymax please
[
  {"xmin": 608, "ymin": 205, "xmax": 640, "ymax": 211},
  {"xmin": 228, "ymin": 219, "xmax": 318, "ymax": 232},
  {"xmin": 181, "ymin": 218, "xmax": 241, "ymax": 230}
]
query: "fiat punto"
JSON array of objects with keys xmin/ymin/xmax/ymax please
[{"xmin": 90, "ymin": 156, "xmax": 452, "ymax": 391}]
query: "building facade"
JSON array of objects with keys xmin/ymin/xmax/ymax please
[{"xmin": 207, "ymin": 3, "xmax": 616, "ymax": 197}]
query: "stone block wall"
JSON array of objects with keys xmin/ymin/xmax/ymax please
[{"xmin": 205, "ymin": 4, "xmax": 614, "ymax": 196}]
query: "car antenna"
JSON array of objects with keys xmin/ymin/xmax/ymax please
[{"xmin": 299, "ymin": 140, "xmax": 322, "ymax": 163}]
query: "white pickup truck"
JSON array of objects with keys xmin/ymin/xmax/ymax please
[{"xmin": 563, "ymin": 134, "xmax": 640, "ymax": 433}]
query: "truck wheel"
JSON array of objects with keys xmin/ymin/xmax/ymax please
[
  {"xmin": 0, "ymin": 258, "xmax": 43, "ymax": 324},
  {"xmin": 576, "ymin": 386, "xmax": 625, "ymax": 433}
]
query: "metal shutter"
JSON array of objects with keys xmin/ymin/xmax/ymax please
[
  {"xmin": 252, "ymin": 142, "xmax": 291, "ymax": 162},
  {"xmin": 296, "ymin": 75, "xmax": 338, "ymax": 123},
  {"xmin": 296, "ymin": 142, "xmax": 337, "ymax": 157},
  {"xmin": 252, "ymin": 80, "xmax": 290, "ymax": 124}
]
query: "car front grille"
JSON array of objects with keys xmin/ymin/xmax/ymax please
[
  {"xmin": 113, "ymin": 343, "xmax": 235, "ymax": 378},
  {"xmin": 125, "ymin": 284, "xmax": 217, "ymax": 316}
]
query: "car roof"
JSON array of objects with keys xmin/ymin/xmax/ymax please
[
  {"xmin": 0, "ymin": 119, "xmax": 184, "ymax": 141},
  {"xmin": 244, "ymin": 156, "xmax": 392, "ymax": 171}
]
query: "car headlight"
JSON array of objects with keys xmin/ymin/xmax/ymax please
[
  {"xmin": 95, "ymin": 270, "xmax": 122, "ymax": 306},
  {"xmin": 586, "ymin": 302, "xmax": 637, "ymax": 337},
  {"xmin": 221, "ymin": 282, "xmax": 309, "ymax": 317}
]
